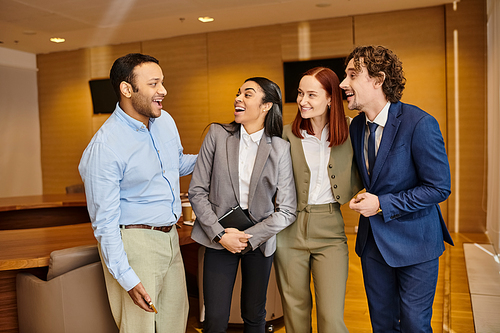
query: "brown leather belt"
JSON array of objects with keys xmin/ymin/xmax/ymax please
[{"xmin": 120, "ymin": 224, "xmax": 173, "ymax": 233}]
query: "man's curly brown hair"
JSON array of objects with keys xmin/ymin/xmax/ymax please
[{"xmin": 346, "ymin": 45, "xmax": 406, "ymax": 103}]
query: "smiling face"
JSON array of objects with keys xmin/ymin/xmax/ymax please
[
  {"xmin": 297, "ymin": 74, "xmax": 331, "ymax": 122},
  {"xmin": 234, "ymin": 80, "xmax": 270, "ymax": 134},
  {"xmin": 340, "ymin": 58, "xmax": 382, "ymax": 114},
  {"xmin": 125, "ymin": 62, "xmax": 167, "ymax": 124}
]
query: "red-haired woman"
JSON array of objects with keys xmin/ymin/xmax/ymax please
[{"xmin": 275, "ymin": 67, "xmax": 362, "ymax": 333}]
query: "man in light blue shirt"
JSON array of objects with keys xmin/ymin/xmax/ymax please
[{"xmin": 79, "ymin": 53, "xmax": 196, "ymax": 332}]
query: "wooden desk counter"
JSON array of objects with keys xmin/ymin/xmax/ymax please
[
  {"xmin": 0, "ymin": 193, "xmax": 89, "ymax": 230},
  {"xmin": 0, "ymin": 222, "xmax": 195, "ymax": 271},
  {"xmin": 0, "ymin": 223, "xmax": 96, "ymax": 271},
  {"xmin": 0, "ymin": 193, "xmax": 87, "ymax": 212}
]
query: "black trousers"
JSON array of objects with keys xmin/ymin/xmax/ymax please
[{"xmin": 203, "ymin": 246, "xmax": 274, "ymax": 333}]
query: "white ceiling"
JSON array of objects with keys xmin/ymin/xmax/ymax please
[{"xmin": 0, "ymin": 0, "xmax": 456, "ymax": 55}]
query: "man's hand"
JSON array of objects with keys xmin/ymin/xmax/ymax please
[
  {"xmin": 349, "ymin": 192, "xmax": 381, "ymax": 217},
  {"xmin": 219, "ymin": 228, "xmax": 252, "ymax": 253},
  {"xmin": 127, "ymin": 282, "xmax": 154, "ymax": 312}
]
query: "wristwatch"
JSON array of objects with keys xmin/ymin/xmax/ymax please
[{"xmin": 214, "ymin": 230, "xmax": 226, "ymax": 243}]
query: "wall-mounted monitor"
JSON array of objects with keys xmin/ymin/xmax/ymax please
[
  {"xmin": 89, "ymin": 78, "xmax": 118, "ymax": 114},
  {"xmin": 283, "ymin": 57, "xmax": 347, "ymax": 103}
]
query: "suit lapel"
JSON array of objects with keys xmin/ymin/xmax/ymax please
[
  {"xmin": 248, "ymin": 135, "xmax": 272, "ymax": 207},
  {"xmin": 370, "ymin": 103, "xmax": 401, "ymax": 187},
  {"xmin": 226, "ymin": 130, "xmax": 241, "ymax": 202}
]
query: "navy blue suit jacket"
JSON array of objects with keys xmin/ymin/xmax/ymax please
[{"xmin": 350, "ymin": 101, "xmax": 453, "ymax": 267}]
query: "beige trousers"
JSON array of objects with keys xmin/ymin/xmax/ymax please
[
  {"xmin": 100, "ymin": 227, "xmax": 189, "ymax": 333},
  {"xmin": 275, "ymin": 203, "xmax": 349, "ymax": 333}
]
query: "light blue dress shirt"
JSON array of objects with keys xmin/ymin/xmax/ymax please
[{"xmin": 79, "ymin": 104, "xmax": 197, "ymax": 291}]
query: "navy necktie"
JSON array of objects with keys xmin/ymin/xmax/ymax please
[{"xmin": 367, "ymin": 122, "xmax": 378, "ymax": 177}]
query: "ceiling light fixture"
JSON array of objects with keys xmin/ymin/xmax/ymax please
[
  {"xmin": 198, "ymin": 16, "xmax": 214, "ymax": 23},
  {"xmin": 50, "ymin": 37, "xmax": 65, "ymax": 43}
]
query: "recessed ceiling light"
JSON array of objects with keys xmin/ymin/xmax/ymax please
[
  {"xmin": 198, "ymin": 16, "xmax": 214, "ymax": 23},
  {"xmin": 50, "ymin": 37, "xmax": 65, "ymax": 43}
]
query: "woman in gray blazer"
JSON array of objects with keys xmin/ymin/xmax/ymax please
[
  {"xmin": 189, "ymin": 77, "xmax": 297, "ymax": 333},
  {"xmin": 274, "ymin": 67, "xmax": 362, "ymax": 333}
]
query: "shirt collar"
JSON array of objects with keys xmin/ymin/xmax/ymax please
[
  {"xmin": 241, "ymin": 125, "xmax": 264, "ymax": 145},
  {"xmin": 366, "ymin": 101, "xmax": 391, "ymax": 127},
  {"xmin": 301, "ymin": 125, "xmax": 330, "ymax": 142},
  {"xmin": 114, "ymin": 103, "xmax": 151, "ymax": 132}
]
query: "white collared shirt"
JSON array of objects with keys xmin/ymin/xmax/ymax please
[
  {"xmin": 364, "ymin": 101, "xmax": 391, "ymax": 173},
  {"xmin": 239, "ymin": 126, "xmax": 264, "ymax": 209},
  {"xmin": 301, "ymin": 126, "xmax": 335, "ymax": 204}
]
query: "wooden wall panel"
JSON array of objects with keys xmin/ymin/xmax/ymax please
[
  {"xmin": 143, "ymin": 34, "xmax": 209, "ymax": 193},
  {"xmin": 445, "ymin": 0, "xmax": 487, "ymax": 233},
  {"xmin": 90, "ymin": 43, "xmax": 142, "ymax": 79},
  {"xmin": 207, "ymin": 25, "xmax": 284, "ymax": 125},
  {"xmin": 281, "ymin": 16, "xmax": 354, "ymax": 62},
  {"xmin": 37, "ymin": 49, "xmax": 92, "ymax": 194}
]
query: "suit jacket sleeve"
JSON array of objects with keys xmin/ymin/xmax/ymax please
[{"xmin": 378, "ymin": 114, "xmax": 451, "ymax": 221}]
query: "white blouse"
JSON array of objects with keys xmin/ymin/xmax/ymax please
[
  {"xmin": 301, "ymin": 126, "xmax": 335, "ymax": 205},
  {"xmin": 238, "ymin": 125, "xmax": 264, "ymax": 210}
]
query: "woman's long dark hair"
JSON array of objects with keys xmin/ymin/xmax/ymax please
[{"xmin": 220, "ymin": 77, "xmax": 284, "ymax": 138}]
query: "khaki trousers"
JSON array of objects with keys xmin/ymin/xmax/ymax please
[
  {"xmin": 275, "ymin": 203, "xmax": 349, "ymax": 333},
  {"xmin": 100, "ymin": 227, "xmax": 189, "ymax": 333}
]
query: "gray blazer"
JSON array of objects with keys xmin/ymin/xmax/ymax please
[{"xmin": 189, "ymin": 123, "xmax": 297, "ymax": 257}]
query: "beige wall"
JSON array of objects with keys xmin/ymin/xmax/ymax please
[
  {"xmin": 0, "ymin": 48, "xmax": 42, "ymax": 198},
  {"xmin": 36, "ymin": 2, "xmax": 487, "ymax": 232}
]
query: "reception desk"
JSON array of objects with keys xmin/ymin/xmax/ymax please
[{"xmin": 0, "ymin": 194, "xmax": 197, "ymax": 333}]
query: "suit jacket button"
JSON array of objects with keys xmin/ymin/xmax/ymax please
[
  {"xmin": 336, "ymin": 195, "xmax": 340, "ymax": 200},
  {"xmin": 333, "ymin": 184, "xmax": 338, "ymax": 189},
  {"xmin": 329, "ymin": 164, "xmax": 333, "ymax": 168},
  {"xmin": 331, "ymin": 175, "xmax": 335, "ymax": 179}
]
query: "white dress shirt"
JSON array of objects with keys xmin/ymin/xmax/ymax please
[
  {"xmin": 364, "ymin": 101, "xmax": 391, "ymax": 173},
  {"xmin": 301, "ymin": 126, "xmax": 335, "ymax": 204},
  {"xmin": 239, "ymin": 125, "xmax": 264, "ymax": 209}
]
